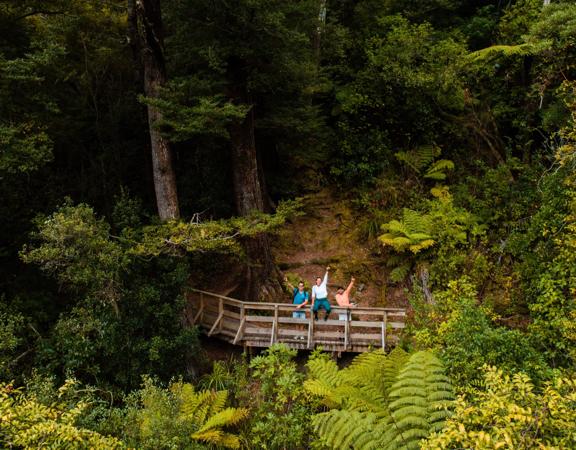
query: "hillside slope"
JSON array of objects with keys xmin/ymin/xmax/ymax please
[{"xmin": 272, "ymin": 190, "xmax": 408, "ymax": 308}]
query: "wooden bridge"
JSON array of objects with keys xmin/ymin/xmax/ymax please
[{"xmin": 188, "ymin": 288, "xmax": 407, "ymax": 353}]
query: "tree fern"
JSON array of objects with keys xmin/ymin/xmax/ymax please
[
  {"xmin": 395, "ymin": 145, "xmax": 455, "ymax": 181},
  {"xmin": 308, "ymin": 350, "xmax": 454, "ymax": 450},
  {"xmin": 172, "ymin": 383, "xmax": 248, "ymax": 449},
  {"xmin": 379, "ymin": 209, "xmax": 435, "ymax": 253},
  {"xmin": 313, "ymin": 410, "xmax": 383, "ymax": 450},
  {"xmin": 424, "ymin": 159, "xmax": 454, "ymax": 180},
  {"xmin": 380, "ymin": 352, "xmax": 455, "ymax": 449},
  {"xmin": 395, "ymin": 145, "xmax": 438, "ymax": 173},
  {"xmin": 467, "ymin": 43, "xmax": 543, "ymax": 63}
]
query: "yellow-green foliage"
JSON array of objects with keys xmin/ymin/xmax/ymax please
[
  {"xmin": 423, "ymin": 366, "xmax": 576, "ymax": 449},
  {"xmin": 379, "ymin": 209, "xmax": 436, "ymax": 253},
  {"xmin": 307, "ymin": 349, "xmax": 454, "ymax": 450},
  {"xmin": 0, "ymin": 380, "xmax": 124, "ymax": 449},
  {"xmin": 379, "ymin": 187, "xmax": 485, "ymax": 256},
  {"xmin": 136, "ymin": 380, "xmax": 248, "ymax": 449},
  {"xmin": 467, "ymin": 43, "xmax": 540, "ymax": 62}
]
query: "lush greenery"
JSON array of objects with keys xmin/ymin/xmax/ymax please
[{"xmin": 2, "ymin": 0, "xmax": 576, "ymax": 448}]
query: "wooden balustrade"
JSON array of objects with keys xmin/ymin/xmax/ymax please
[{"xmin": 188, "ymin": 288, "xmax": 406, "ymax": 353}]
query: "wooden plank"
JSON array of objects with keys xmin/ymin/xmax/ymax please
[
  {"xmin": 221, "ymin": 318, "xmax": 240, "ymax": 331},
  {"xmin": 278, "ymin": 330, "xmax": 307, "ymax": 338},
  {"xmin": 348, "ymin": 321, "xmax": 387, "ymax": 328},
  {"xmin": 222, "ymin": 310, "xmax": 241, "ymax": 320},
  {"xmin": 312, "ymin": 319, "xmax": 348, "ymax": 327},
  {"xmin": 245, "ymin": 315, "xmax": 275, "ymax": 323},
  {"xmin": 278, "ymin": 317, "xmax": 309, "ymax": 324},
  {"xmin": 313, "ymin": 331, "xmax": 346, "ymax": 339},
  {"xmin": 244, "ymin": 327, "xmax": 274, "ymax": 336},
  {"xmin": 350, "ymin": 333, "xmax": 382, "ymax": 341}
]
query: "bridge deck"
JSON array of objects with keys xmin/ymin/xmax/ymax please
[{"xmin": 188, "ymin": 289, "xmax": 406, "ymax": 353}]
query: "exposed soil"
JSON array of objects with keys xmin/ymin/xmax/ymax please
[{"xmin": 272, "ymin": 189, "xmax": 409, "ymax": 309}]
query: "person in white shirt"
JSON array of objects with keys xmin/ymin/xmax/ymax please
[
  {"xmin": 311, "ymin": 266, "xmax": 331, "ymax": 321},
  {"xmin": 335, "ymin": 277, "xmax": 356, "ymax": 320}
]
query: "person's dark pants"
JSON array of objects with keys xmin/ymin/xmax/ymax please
[{"xmin": 313, "ymin": 298, "xmax": 331, "ymax": 320}]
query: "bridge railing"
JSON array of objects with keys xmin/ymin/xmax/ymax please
[{"xmin": 187, "ymin": 288, "xmax": 406, "ymax": 352}]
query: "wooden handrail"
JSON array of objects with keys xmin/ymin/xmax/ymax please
[
  {"xmin": 187, "ymin": 287, "xmax": 406, "ymax": 313},
  {"xmin": 188, "ymin": 287, "xmax": 407, "ymax": 353}
]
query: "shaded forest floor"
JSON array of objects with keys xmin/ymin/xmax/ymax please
[{"xmin": 272, "ymin": 189, "xmax": 408, "ymax": 308}]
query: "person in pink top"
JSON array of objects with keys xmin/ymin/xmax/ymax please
[{"xmin": 335, "ymin": 276, "xmax": 356, "ymax": 320}]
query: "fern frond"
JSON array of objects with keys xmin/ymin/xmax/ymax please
[
  {"xmin": 217, "ymin": 433, "xmax": 243, "ymax": 449},
  {"xmin": 208, "ymin": 390, "xmax": 228, "ymax": 416},
  {"xmin": 409, "ymin": 239, "xmax": 435, "ymax": 253},
  {"xmin": 306, "ymin": 355, "xmax": 341, "ymax": 387},
  {"xmin": 467, "ymin": 43, "xmax": 539, "ymax": 62},
  {"xmin": 196, "ymin": 407, "xmax": 248, "ymax": 433},
  {"xmin": 383, "ymin": 351, "xmax": 455, "ymax": 449},
  {"xmin": 395, "ymin": 145, "xmax": 436, "ymax": 172},
  {"xmin": 313, "ymin": 410, "xmax": 381, "ymax": 450},
  {"xmin": 389, "ymin": 263, "xmax": 411, "ymax": 282},
  {"xmin": 424, "ymin": 159, "xmax": 454, "ymax": 180}
]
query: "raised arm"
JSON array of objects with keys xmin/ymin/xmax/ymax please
[
  {"xmin": 321, "ymin": 266, "xmax": 330, "ymax": 289},
  {"xmin": 284, "ymin": 276, "xmax": 295, "ymax": 292},
  {"xmin": 345, "ymin": 277, "xmax": 355, "ymax": 295}
]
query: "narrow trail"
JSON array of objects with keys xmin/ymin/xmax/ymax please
[{"xmin": 272, "ymin": 190, "xmax": 408, "ymax": 308}]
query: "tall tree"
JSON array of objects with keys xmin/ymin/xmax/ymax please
[
  {"xmin": 162, "ymin": 0, "xmax": 323, "ymax": 300},
  {"xmin": 130, "ymin": 0, "xmax": 180, "ymax": 221},
  {"xmin": 228, "ymin": 83, "xmax": 280, "ymax": 301}
]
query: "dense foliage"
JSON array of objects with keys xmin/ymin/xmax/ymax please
[{"xmin": 2, "ymin": 0, "xmax": 576, "ymax": 447}]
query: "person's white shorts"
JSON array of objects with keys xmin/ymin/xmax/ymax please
[{"xmin": 339, "ymin": 313, "xmax": 348, "ymax": 321}]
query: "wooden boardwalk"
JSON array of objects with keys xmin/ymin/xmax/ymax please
[{"xmin": 188, "ymin": 288, "xmax": 406, "ymax": 353}]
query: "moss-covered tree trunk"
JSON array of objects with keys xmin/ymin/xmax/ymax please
[{"xmin": 132, "ymin": 0, "xmax": 180, "ymax": 221}]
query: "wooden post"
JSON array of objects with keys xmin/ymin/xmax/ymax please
[
  {"xmin": 344, "ymin": 309, "xmax": 350, "ymax": 351},
  {"xmin": 270, "ymin": 304, "xmax": 279, "ymax": 345},
  {"xmin": 307, "ymin": 307, "xmax": 314, "ymax": 349},
  {"xmin": 193, "ymin": 292, "xmax": 204, "ymax": 324},
  {"xmin": 381, "ymin": 311, "xmax": 387, "ymax": 350},
  {"xmin": 233, "ymin": 317, "xmax": 246, "ymax": 345},
  {"xmin": 218, "ymin": 297, "xmax": 224, "ymax": 333},
  {"xmin": 208, "ymin": 312, "xmax": 223, "ymax": 336}
]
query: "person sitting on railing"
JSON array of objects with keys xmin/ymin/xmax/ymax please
[
  {"xmin": 335, "ymin": 277, "xmax": 356, "ymax": 321},
  {"xmin": 284, "ymin": 277, "xmax": 309, "ymax": 319},
  {"xmin": 312, "ymin": 266, "xmax": 331, "ymax": 321}
]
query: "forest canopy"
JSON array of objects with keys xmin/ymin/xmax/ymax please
[{"xmin": 1, "ymin": 0, "xmax": 576, "ymax": 448}]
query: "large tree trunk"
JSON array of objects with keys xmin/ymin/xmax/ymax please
[
  {"xmin": 132, "ymin": 0, "xmax": 180, "ymax": 221},
  {"xmin": 229, "ymin": 98, "xmax": 283, "ymax": 301}
]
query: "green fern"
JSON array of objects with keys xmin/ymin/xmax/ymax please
[
  {"xmin": 380, "ymin": 352, "xmax": 455, "ymax": 449},
  {"xmin": 308, "ymin": 350, "xmax": 454, "ymax": 450},
  {"xmin": 389, "ymin": 263, "xmax": 411, "ymax": 282},
  {"xmin": 395, "ymin": 145, "xmax": 454, "ymax": 181},
  {"xmin": 424, "ymin": 159, "xmax": 455, "ymax": 180},
  {"xmin": 395, "ymin": 145, "xmax": 438, "ymax": 173},
  {"xmin": 467, "ymin": 43, "xmax": 543, "ymax": 63},
  {"xmin": 174, "ymin": 384, "xmax": 248, "ymax": 449},
  {"xmin": 379, "ymin": 209, "xmax": 435, "ymax": 253}
]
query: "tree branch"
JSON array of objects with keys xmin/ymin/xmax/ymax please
[{"xmin": 14, "ymin": 10, "xmax": 68, "ymax": 21}]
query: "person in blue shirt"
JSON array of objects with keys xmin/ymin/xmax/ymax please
[{"xmin": 285, "ymin": 277, "xmax": 309, "ymax": 319}]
